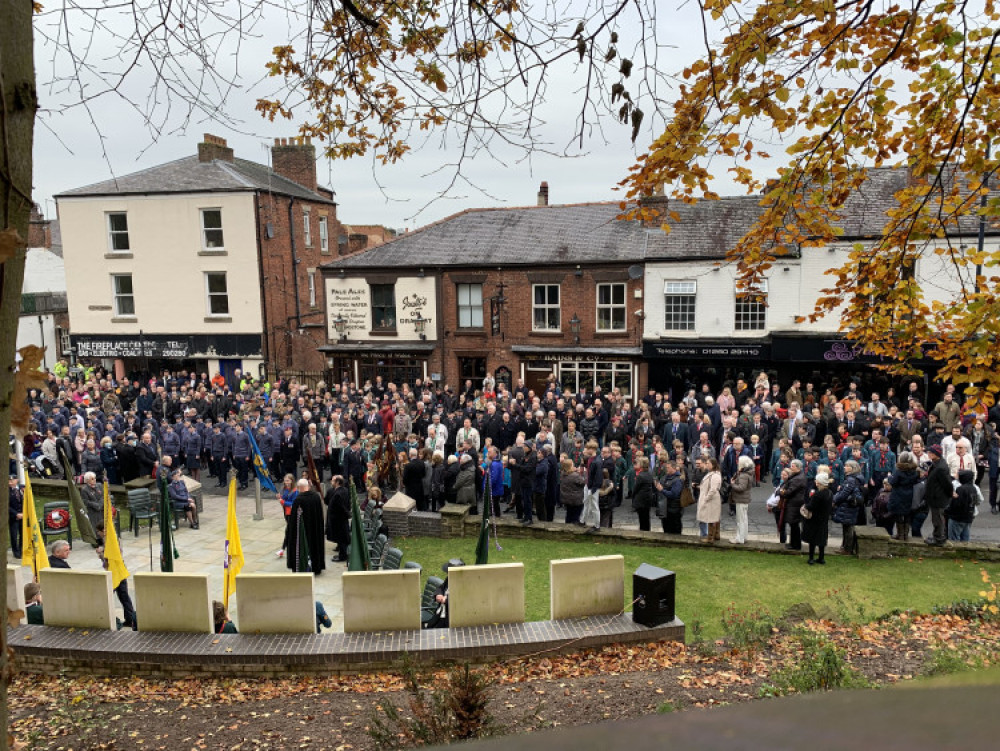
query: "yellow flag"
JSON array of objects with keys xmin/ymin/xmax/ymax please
[
  {"xmin": 21, "ymin": 477, "xmax": 49, "ymax": 580},
  {"xmin": 222, "ymin": 477, "xmax": 244, "ymax": 609},
  {"xmin": 103, "ymin": 482, "xmax": 129, "ymax": 588}
]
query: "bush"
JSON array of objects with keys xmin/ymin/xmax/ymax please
[
  {"xmin": 762, "ymin": 630, "xmax": 870, "ymax": 695},
  {"xmin": 721, "ymin": 601, "xmax": 775, "ymax": 655},
  {"xmin": 368, "ymin": 661, "xmax": 498, "ymax": 748}
]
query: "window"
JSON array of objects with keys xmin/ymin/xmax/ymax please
[
  {"xmin": 308, "ymin": 270, "xmax": 317, "ymax": 307},
  {"xmin": 560, "ymin": 361, "xmax": 632, "ymax": 397},
  {"xmin": 456, "ymin": 283, "xmax": 484, "ymax": 328},
  {"xmin": 303, "ymin": 211, "xmax": 312, "ymax": 247},
  {"xmin": 664, "ymin": 281, "xmax": 697, "ymax": 331},
  {"xmin": 371, "ymin": 284, "xmax": 396, "ymax": 330},
  {"xmin": 201, "ymin": 209, "xmax": 224, "ymax": 249},
  {"xmin": 111, "ymin": 274, "xmax": 135, "ymax": 317},
  {"xmin": 205, "ymin": 272, "xmax": 230, "ymax": 316},
  {"xmin": 107, "ymin": 212, "xmax": 130, "ymax": 252},
  {"xmin": 734, "ymin": 280, "xmax": 767, "ymax": 331},
  {"xmin": 532, "ymin": 284, "xmax": 560, "ymax": 331},
  {"xmin": 596, "ymin": 283, "xmax": 627, "ymax": 331},
  {"xmin": 319, "ymin": 217, "xmax": 329, "ymax": 253}
]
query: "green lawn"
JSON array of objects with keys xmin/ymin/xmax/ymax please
[{"xmin": 396, "ymin": 535, "xmax": 1000, "ymax": 639}]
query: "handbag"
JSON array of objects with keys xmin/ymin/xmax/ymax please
[{"xmin": 680, "ymin": 484, "xmax": 696, "ymax": 508}]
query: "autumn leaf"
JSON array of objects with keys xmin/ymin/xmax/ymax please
[
  {"xmin": 0, "ymin": 226, "xmax": 24, "ymax": 263},
  {"xmin": 11, "ymin": 345, "xmax": 48, "ymax": 439}
]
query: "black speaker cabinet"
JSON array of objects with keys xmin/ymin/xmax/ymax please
[{"xmin": 632, "ymin": 563, "xmax": 676, "ymax": 627}]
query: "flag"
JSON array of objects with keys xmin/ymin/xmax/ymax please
[
  {"xmin": 475, "ymin": 465, "xmax": 492, "ymax": 565},
  {"xmin": 58, "ymin": 450, "xmax": 98, "ymax": 545},
  {"xmin": 223, "ymin": 477, "xmax": 244, "ymax": 608},
  {"xmin": 102, "ymin": 481, "xmax": 129, "ymax": 588},
  {"xmin": 347, "ymin": 481, "xmax": 370, "ymax": 571},
  {"xmin": 305, "ymin": 450, "xmax": 323, "ymax": 493},
  {"xmin": 293, "ymin": 508, "xmax": 311, "ymax": 573},
  {"xmin": 247, "ymin": 429, "xmax": 277, "ymax": 492},
  {"xmin": 21, "ymin": 478, "xmax": 49, "ymax": 580},
  {"xmin": 158, "ymin": 471, "xmax": 179, "ymax": 571}
]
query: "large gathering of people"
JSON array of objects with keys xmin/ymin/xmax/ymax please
[{"xmin": 11, "ymin": 361, "xmax": 1000, "ymax": 572}]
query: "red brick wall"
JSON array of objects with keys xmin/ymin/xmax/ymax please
[
  {"xmin": 434, "ymin": 266, "xmax": 645, "ymax": 394},
  {"xmin": 257, "ymin": 192, "xmax": 343, "ymax": 374}
]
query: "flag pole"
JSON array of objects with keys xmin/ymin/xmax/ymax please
[{"xmin": 253, "ymin": 476, "xmax": 263, "ymax": 521}]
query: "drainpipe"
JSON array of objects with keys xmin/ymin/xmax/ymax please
[{"xmin": 288, "ymin": 198, "xmax": 302, "ymax": 368}]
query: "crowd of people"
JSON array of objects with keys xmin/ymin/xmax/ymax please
[{"xmin": 11, "ymin": 362, "xmax": 1000, "ymax": 568}]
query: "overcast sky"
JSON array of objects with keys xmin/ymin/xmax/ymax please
[{"xmin": 31, "ymin": 2, "xmax": 756, "ymax": 232}]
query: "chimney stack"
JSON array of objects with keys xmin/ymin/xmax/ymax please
[
  {"xmin": 198, "ymin": 133, "xmax": 234, "ymax": 163},
  {"xmin": 537, "ymin": 181, "xmax": 549, "ymax": 207},
  {"xmin": 271, "ymin": 135, "xmax": 318, "ymax": 192}
]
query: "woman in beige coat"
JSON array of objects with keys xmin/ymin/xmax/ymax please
[{"xmin": 697, "ymin": 457, "xmax": 723, "ymax": 542}]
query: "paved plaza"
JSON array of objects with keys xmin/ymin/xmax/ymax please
[{"xmin": 10, "ymin": 477, "xmax": 1000, "ymax": 630}]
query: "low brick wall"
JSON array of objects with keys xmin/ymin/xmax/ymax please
[
  {"xmin": 409, "ymin": 511, "xmax": 442, "ymax": 536},
  {"xmin": 9, "ymin": 614, "xmax": 685, "ymax": 678}
]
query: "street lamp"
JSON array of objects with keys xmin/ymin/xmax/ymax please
[
  {"xmin": 333, "ymin": 313, "xmax": 348, "ymax": 342},
  {"xmin": 413, "ymin": 311, "xmax": 427, "ymax": 340},
  {"xmin": 569, "ymin": 313, "xmax": 581, "ymax": 345}
]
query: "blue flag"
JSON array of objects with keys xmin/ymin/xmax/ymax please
[{"xmin": 247, "ymin": 429, "xmax": 278, "ymax": 492}]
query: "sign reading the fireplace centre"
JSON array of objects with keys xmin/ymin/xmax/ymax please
[{"xmin": 326, "ymin": 276, "xmax": 437, "ymax": 342}]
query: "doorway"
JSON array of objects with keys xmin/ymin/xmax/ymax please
[{"xmin": 458, "ymin": 356, "xmax": 487, "ymax": 385}]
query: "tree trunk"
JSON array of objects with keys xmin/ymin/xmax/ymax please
[{"xmin": 1, "ymin": 1, "xmax": 37, "ymax": 749}]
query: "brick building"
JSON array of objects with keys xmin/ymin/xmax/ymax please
[
  {"xmin": 57, "ymin": 133, "xmax": 383, "ymax": 382},
  {"xmin": 319, "ymin": 196, "xmax": 653, "ymax": 398}
]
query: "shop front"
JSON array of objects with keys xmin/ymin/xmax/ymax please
[
  {"xmin": 71, "ymin": 333, "xmax": 264, "ymax": 384},
  {"xmin": 511, "ymin": 346, "xmax": 643, "ymax": 399},
  {"xmin": 320, "ymin": 343, "xmax": 436, "ymax": 389},
  {"xmin": 643, "ymin": 339, "xmax": 771, "ymax": 397}
]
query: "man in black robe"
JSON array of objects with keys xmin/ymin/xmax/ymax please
[
  {"xmin": 324, "ymin": 475, "xmax": 351, "ymax": 562},
  {"xmin": 287, "ymin": 479, "xmax": 326, "ymax": 575}
]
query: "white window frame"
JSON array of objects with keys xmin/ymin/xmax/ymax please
[
  {"xmin": 308, "ymin": 270, "xmax": 317, "ymax": 307},
  {"xmin": 456, "ymin": 283, "xmax": 484, "ymax": 328},
  {"xmin": 319, "ymin": 216, "xmax": 329, "ymax": 253},
  {"xmin": 303, "ymin": 210, "xmax": 312, "ymax": 247},
  {"xmin": 734, "ymin": 279, "xmax": 768, "ymax": 331},
  {"xmin": 111, "ymin": 274, "xmax": 135, "ymax": 317},
  {"xmin": 559, "ymin": 361, "xmax": 633, "ymax": 397},
  {"xmin": 204, "ymin": 271, "xmax": 230, "ymax": 317},
  {"xmin": 200, "ymin": 208, "xmax": 225, "ymax": 250},
  {"xmin": 106, "ymin": 212, "xmax": 130, "ymax": 253},
  {"xmin": 532, "ymin": 283, "xmax": 561, "ymax": 331},
  {"xmin": 664, "ymin": 281, "xmax": 697, "ymax": 331},
  {"xmin": 596, "ymin": 282, "xmax": 627, "ymax": 332}
]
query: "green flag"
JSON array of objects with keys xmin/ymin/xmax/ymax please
[
  {"xmin": 293, "ymin": 508, "xmax": 312, "ymax": 573},
  {"xmin": 475, "ymin": 464, "xmax": 492, "ymax": 565},
  {"xmin": 347, "ymin": 481, "xmax": 370, "ymax": 571},
  {"xmin": 58, "ymin": 450, "xmax": 98, "ymax": 545},
  {"xmin": 158, "ymin": 471, "xmax": 178, "ymax": 571}
]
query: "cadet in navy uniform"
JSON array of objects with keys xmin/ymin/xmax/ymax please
[
  {"xmin": 182, "ymin": 424, "xmax": 203, "ymax": 482},
  {"xmin": 210, "ymin": 424, "xmax": 230, "ymax": 487},
  {"xmin": 231, "ymin": 423, "xmax": 252, "ymax": 490}
]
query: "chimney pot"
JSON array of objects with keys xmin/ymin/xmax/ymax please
[
  {"xmin": 274, "ymin": 138, "xmax": 280, "ymax": 146},
  {"xmin": 537, "ymin": 181, "xmax": 550, "ymax": 207}
]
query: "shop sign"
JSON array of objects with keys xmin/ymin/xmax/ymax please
[
  {"xmin": 644, "ymin": 341, "xmax": 770, "ymax": 359},
  {"xmin": 75, "ymin": 337, "xmax": 191, "ymax": 358}
]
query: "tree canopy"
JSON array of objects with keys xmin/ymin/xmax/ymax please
[{"xmin": 619, "ymin": 0, "xmax": 1000, "ymax": 403}]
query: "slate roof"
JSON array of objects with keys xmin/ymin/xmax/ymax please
[
  {"xmin": 323, "ymin": 197, "xmax": 766, "ymax": 269},
  {"xmin": 56, "ymin": 156, "xmax": 335, "ymax": 204},
  {"xmin": 322, "ymin": 166, "xmax": 999, "ymax": 270}
]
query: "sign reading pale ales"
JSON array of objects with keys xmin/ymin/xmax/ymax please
[{"xmin": 326, "ymin": 276, "xmax": 437, "ymax": 342}]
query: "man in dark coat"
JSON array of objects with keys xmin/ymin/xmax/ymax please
[
  {"xmin": 324, "ymin": 475, "xmax": 351, "ymax": 562},
  {"xmin": 402, "ymin": 448, "xmax": 427, "ymax": 508},
  {"xmin": 135, "ymin": 433, "xmax": 158, "ymax": 478},
  {"xmin": 924, "ymin": 445, "xmax": 955, "ymax": 546},
  {"xmin": 287, "ymin": 479, "xmax": 326, "ymax": 575}
]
